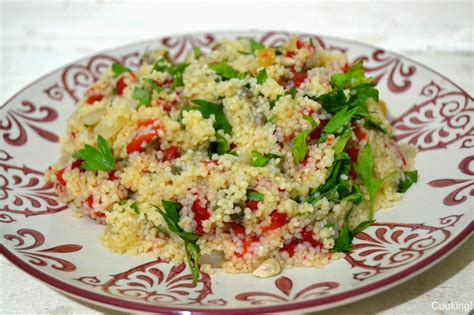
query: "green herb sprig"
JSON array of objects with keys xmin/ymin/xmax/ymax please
[
  {"xmin": 332, "ymin": 207, "xmax": 375, "ymax": 252},
  {"xmin": 111, "ymin": 63, "xmax": 130, "ymax": 78},
  {"xmin": 251, "ymin": 150, "xmax": 280, "ymax": 167},
  {"xmin": 152, "ymin": 200, "xmax": 200, "ymax": 285},
  {"xmin": 291, "ymin": 116, "xmax": 317, "ymax": 164},
  {"xmin": 72, "ymin": 135, "xmax": 115, "ymax": 171},
  {"xmin": 182, "ymin": 100, "xmax": 233, "ymax": 135},
  {"xmin": 397, "ymin": 170, "xmax": 418, "ymax": 193}
]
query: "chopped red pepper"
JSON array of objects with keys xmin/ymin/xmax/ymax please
[
  {"xmin": 354, "ymin": 126, "xmax": 367, "ymax": 142},
  {"xmin": 224, "ymin": 222, "xmax": 246, "ymax": 237},
  {"xmin": 235, "ymin": 234, "xmax": 259, "ymax": 258},
  {"xmin": 192, "ymin": 198, "xmax": 210, "ymax": 235},
  {"xmin": 246, "ymin": 200, "xmax": 259, "ymax": 211},
  {"xmin": 94, "ymin": 212, "xmax": 106, "ymax": 219},
  {"xmin": 126, "ymin": 120, "xmax": 161, "ymax": 154},
  {"xmin": 162, "ymin": 145, "xmax": 180, "ymax": 162},
  {"xmin": 108, "ymin": 171, "xmax": 118, "ymax": 181},
  {"xmin": 245, "ymin": 189, "xmax": 261, "ymax": 211},
  {"xmin": 55, "ymin": 168, "xmax": 66, "ymax": 186},
  {"xmin": 300, "ymin": 229, "xmax": 322, "ymax": 247},
  {"xmin": 262, "ymin": 211, "xmax": 287, "ymax": 233},
  {"xmin": 71, "ymin": 160, "xmax": 82, "ymax": 170},
  {"xmin": 85, "ymin": 93, "xmax": 104, "ymax": 105},
  {"xmin": 341, "ymin": 63, "xmax": 350, "ymax": 73},
  {"xmin": 293, "ymin": 72, "xmax": 308, "ymax": 88},
  {"xmin": 296, "ymin": 40, "xmax": 306, "ymax": 49},
  {"xmin": 346, "ymin": 145, "xmax": 359, "ymax": 178},
  {"xmin": 280, "ymin": 229, "xmax": 322, "ymax": 257},
  {"xmin": 309, "ymin": 119, "xmax": 328, "ymax": 141},
  {"xmin": 126, "ymin": 133, "xmax": 157, "ymax": 154},
  {"xmin": 85, "ymin": 196, "xmax": 94, "ymax": 208},
  {"xmin": 286, "ymin": 51, "xmax": 296, "ymax": 58},
  {"xmin": 116, "ymin": 77, "xmax": 127, "ymax": 96}
]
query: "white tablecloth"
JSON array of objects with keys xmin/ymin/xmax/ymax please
[{"xmin": 1, "ymin": 1, "xmax": 473, "ymax": 314}]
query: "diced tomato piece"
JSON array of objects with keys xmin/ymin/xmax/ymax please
[
  {"xmin": 235, "ymin": 234, "xmax": 259, "ymax": 257},
  {"xmin": 159, "ymin": 79, "xmax": 173, "ymax": 89},
  {"xmin": 71, "ymin": 160, "xmax": 82, "ymax": 169},
  {"xmin": 192, "ymin": 199, "xmax": 210, "ymax": 235},
  {"xmin": 342, "ymin": 63, "xmax": 350, "ymax": 73},
  {"xmin": 354, "ymin": 126, "xmax": 367, "ymax": 142},
  {"xmin": 281, "ymin": 229, "xmax": 321, "ymax": 257},
  {"xmin": 116, "ymin": 77, "xmax": 127, "ymax": 96},
  {"xmin": 281, "ymin": 238, "xmax": 299, "ymax": 257},
  {"xmin": 286, "ymin": 51, "xmax": 296, "ymax": 58},
  {"xmin": 157, "ymin": 99, "xmax": 178, "ymax": 113},
  {"xmin": 224, "ymin": 222, "xmax": 246, "ymax": 237},
  {"xmin": 300, "ymin": 229, "xmax": 322, "ymax": 247},
  {"xmin": 301, "ymin": 153, "xmax": 310, "ymax": 166},
  {"xmin": 310, "ymin": 119, "xmax": 328, "ymax": 141},
  {"xmin": 262, "ymin": 211, "xmax": 287, "ymax": 233},
  {"xmin": 245, "ymin": 189, "xmax": 261, "ymax": 211},
  {"xmin": 55, "ymin": 168, "xmax": 66, "ymax": 186},
  {"xmin": 126, "ymin": 133, "xmax": 157, "ymax": 154},
  {"xmin": 126, "ymin": 120, "xmax": 162, "ymax": 154},
  {"xmin": 346, "ymin": 145, "xmax": 359, "ymax": 178},
  {"xmin": 283, "ymin": 133, "xmax": 295, "ymax": 142},
  {"xmin": 138, "ymin": 119, "xmax": 159, "ymax": 128},
  {"xmin": 85, "ymin": 196, "xmax": 93, "ymax": 208},
  {"xmin": 95, "ymin": 212, "xmax": 106, "ymax": 219},
  {"xmin": 108, "ymin": 171, "xmax": 118, "ymax": 180},
  {"xmin": 245, "ymin": 200, "xmax": 259, "ymax": 211},
  {"xmin": 85, "ymin": 93, "xmax": 103, "ymax": 105},
  {"xmin": 293, "ymin": 72, "xmax": 308, "ymax": 88},
  {"xmin": 162, "ymin": 145, "xmax": 180, "ymax": 162},
  {"xmin": 296, "ymin": 40, "xmax": 305, "ymax": 49},
  {"xmin": 347, "ymin": 145, "xmax": 359, "ymax": 162}
]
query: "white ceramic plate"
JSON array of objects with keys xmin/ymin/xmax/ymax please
[{"xmin": 1, "ymin": 30, "xmax": 472, "ymax": 314}]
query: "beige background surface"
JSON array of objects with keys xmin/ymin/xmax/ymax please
[{"xmin": 1, "ymin": 0, "xmax": 473, "ymax": 314}]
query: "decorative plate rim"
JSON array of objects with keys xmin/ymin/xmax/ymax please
[
  {"xmin": 1, "ymin": 29, "xmax": 473, "ymax": 313},
  {"xmin": 2, "ymin": 223, "xmax": 472, "ymax": 313}
]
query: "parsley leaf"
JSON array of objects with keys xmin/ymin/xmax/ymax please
[
  {"xmin": 143, "ymin": 78, "xmax": 163, "ymax": 94},
  {"xmin": 209, "ymin": 62, "xmax": 238, "ymax": 80},
  {"xmin": 291, "ymin": 116, "xmax": 317, "ymax": 164},
  {"xmin": 250, "ymin": 39, "xmax": 265, "ymax": 54},
  {"xmin": 183, "ymin": 100, "xmax": 233, "ymax": 134},
  {"xmin": 397, "ymin": 170, "xmax": 418, "ymax": 193},
  {"xmin": 153, "ymin": 58, "xmax": 169, "ymax": 72},
  {"xmin": 333, "ymin": 128, "xmax": 352, "ymax": 155},
  {"xmin": 364, "ymin": 115, "xmax": 387, "ymax": 133},
  {"xmin": 208, "ymin": 133, "xmax": 230, "ymax": 156},
  {"xmin": 152, "ymin": 58, "xmax": 188, "ymax": 90},
  {"xmin": 251, "ymin": 150, "xmax": 280, "ymax": 167},
  {"xmin": 130, "ymin": 202, "xmax": 139, "ymax": 214},
  {"xmin": 169, "ymin": 63, "xmax": 188, "ymax": 89},
  {"xmin": 269, "ymin": 95, "xmax": 282, "ymax": 109},
  {"xmin": 111, "ymin": 63, "xmax": 131, "ymax": 78},
  {"xmin": 152, "ymin": 200, "xmax": 200, "ymax": 285},
  {"xmin": 332, "ymin": 207, "xmax": 375, "ymax": 252},
  {"xmin": 247, "ymin": 190, "xmax": 264, "ymax": 201},
  {"xmin": 72, "ymin": 135, "xmax": 115, "ymax": 171},
  {"xmin": 308, "ymin": 152, "xmax": 354, "ymax": 205},
  {"xmin": 256, "ymin": 69, "xmax": 268, "ymax": 84},
  {"xmin": 354, "ymin": 144, "xmax": 384, "ymax": 219},
  {"xmin": 331, "ymin": 60, "xmax": 372, "ymax": 90},
  {"xmin": 132, "ymin": 87, "xmax": 152, "ymax": 108},
  {"xmin": 314, "ymin": 61, "xmax": 378, "ymax": 128},
  {"xmin": 322, "ymin": 106, "xmax": 358, "ymax": 134},
  {"xmin": 287, "ymin": 87, "xmax": 297, "ymax": 98}
]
